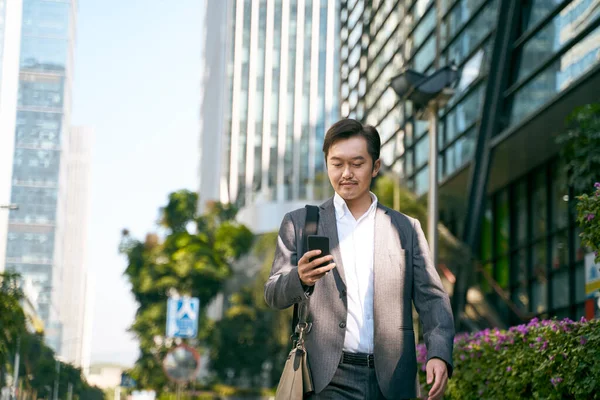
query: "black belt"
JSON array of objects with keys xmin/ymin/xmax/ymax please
[{"xmin": 341, "ymin": 351, "xmax": 374, "ymax": 368}]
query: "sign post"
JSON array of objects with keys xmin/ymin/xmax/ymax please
[
  {"xmin": 166, "ymin": 297, "xmax": 200, "ymax": 339},
  {"xmin": 584, "ymin": 253, "xmax": 600, "ymax": 320},
  {"xmin": 585, "ymin": 253, "xmax": 600, "ymax": 296},
  {"xmin": 162, "ymin": 345, "xmax": 200, "ymax": 384},
  {"xmin": 164, "ymin": 296, "xmax": 201, "ymax": 397}
]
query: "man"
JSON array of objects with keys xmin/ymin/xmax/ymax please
[{"xmin": 265, "ymin": 119, "xmax": 454, "ymax": 399}]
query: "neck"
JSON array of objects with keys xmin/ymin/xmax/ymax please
[{"xmin": 343, "ymin": 192, "xmax": 373, "ymax": 219}]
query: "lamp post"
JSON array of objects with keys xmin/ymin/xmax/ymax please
[
  {"xmin": 10, "ymin": 337, "xmax": 20, "ymax": 400},
  {"xmin": 391, "ymin": 65, "xmax": 460, "ymax": 267},
  {"xmin": 53, "ymin": 358, "xmax": 60, "ymax": 400}
]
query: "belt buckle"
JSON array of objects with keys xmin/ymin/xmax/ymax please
[{"xmin": 366, "ymin": 354, "xmax": 370, "ymax": 366}]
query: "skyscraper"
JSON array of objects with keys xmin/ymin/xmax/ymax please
[
  {"xmin": 60, "ymin": 126, "xmax": 93, "ymax": 369},
  {"xmin": 340, "ymin": 0, "xmax": 600, "ymax": 326},
  {"xmin": 199, "ymin": 0, "xmax": 341, "ymax": 233},
  {"xmin": 0, "ymin": 0, "xmax": 23, "ymax": 271},
  {"xmin": 2, "ymin": 0, "xmax": 79, "ymax": 356}
]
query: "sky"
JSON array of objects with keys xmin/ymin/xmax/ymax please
[{"xmin": 71, "ymin": 0, "xmax": 205, "ymax": 366}]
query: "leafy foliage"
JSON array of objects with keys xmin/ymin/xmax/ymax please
[
  {"xmin": 417, "ymin": 318, "xmax": 600, "ymax": 399},
  {"xmin": 576, "ymin": 182, "xmax": 600, "ymax": 263},
  {"xmin": 120, "ymin": 190, "xmax": 253, "ymax": 390},
  {"xmin": 556, "ymin": 103, "xmax": 600, "ymax": 194},
  {"xmin": 0, "ymin": 273, "xmax": 103, "ymax": 398},
  {"xmin": 206, "ymin": 232, "xmax": 291, "ymax": 387},
  {"xmin": 0, "ymin": 272, "xmax": 27, "ymax": 365}
]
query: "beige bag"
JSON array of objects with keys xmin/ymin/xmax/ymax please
[{"xmin": 275, "ymin": 302, "xmax": 314, "ymax": 399}]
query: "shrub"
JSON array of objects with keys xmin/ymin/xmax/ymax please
[
  {"xmin": 417, "ymin": 318, "xmax": 600, "ymax": 399},
  {"xmin": 576, "ymin": 182, "xmax": 600, "ymax": 263}
]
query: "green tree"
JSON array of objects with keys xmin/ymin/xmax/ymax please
[
  {"xmin": 207, "ymin": 232, "xmax": 291, "ymax": 387},
  {"xmin": 556, "ymin": 103, "xmax": 600, "ymax": 194},
  {"xmin": 0, "ymin": 273, "xmax": 101, "ymax": 398},
  {"xmin": 0, "ymin": 272, "xmax": 27, "ymax": 387},
  {"xmin": 0, "ymin": 273, "xmax": 28, "ymax": 385},
  {"xmin": 119, "ymin": 190, "xmax": 254, "ymax": 391}
]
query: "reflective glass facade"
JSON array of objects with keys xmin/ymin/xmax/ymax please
[
  {"xmin": 5, "ymin": 0, "xmax": 75, "ymax": 350},
  {"xmin": 341, "ymin": 0, "xmax": 600, "ymax": 325},
  {"xmin": 507, "ymin": 0, "xmax": 600, "ymax": 125},
  {"xmin": 480, "ymin": 159, "xmax": 589, "ymax": 323},
  {"xmin": 201, "ymin": 0, "xmax": 340, "ymax": 211}
]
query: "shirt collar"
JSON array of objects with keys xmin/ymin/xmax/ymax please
[{"xmin": 333, "ymin": 192, "xmax": 378, "ymax": 221}]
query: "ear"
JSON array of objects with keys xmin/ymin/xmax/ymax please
[{"xmin": 372, "ymin": 159, "xmax": 381, "ymax": 178}]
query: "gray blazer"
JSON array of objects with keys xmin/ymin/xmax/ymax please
[{"xmin": 264, "ymin": 198, "xmax": 454, "ymax": 399}]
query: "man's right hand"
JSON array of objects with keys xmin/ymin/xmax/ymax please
[{"xmin": 298, "ymin": 250, "xmax": 336, "ymax": 286}]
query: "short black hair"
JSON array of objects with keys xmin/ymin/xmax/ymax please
[{"xmin": 322, "ymin": 119, "xmax": 381, "ymax": 164}]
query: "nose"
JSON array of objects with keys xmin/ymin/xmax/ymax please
[{"xmin": 342, "ymin": 166, "xmax": 353, "ymax": 179}]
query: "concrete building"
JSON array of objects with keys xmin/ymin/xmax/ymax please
[
  {"xmin": 59, "ymin": 126, "xmax": 93, "ymax": 370},
  {"xmin": 198, "ymin": 0, "xmax": 341, "ymax": 233},
  {"xmin": 340, "ymin": 0, "xmax": 600, "ymax": 328}
]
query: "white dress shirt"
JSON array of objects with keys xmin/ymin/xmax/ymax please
[{"xmin": 334, "ymin": 191, "xmax": 378, "ymax": 354}]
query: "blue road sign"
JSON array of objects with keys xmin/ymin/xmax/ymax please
[
  {"xmin": 120, "ymin": 372, "xmax": 136, "ymax": 388},
  {"xmin": 166, "ymin": 297, "xmax": 200, "ymax": 338}
]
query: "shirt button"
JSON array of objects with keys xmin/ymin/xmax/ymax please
[
  {"xmin": 341, "ymin": 290, "xmax": 347, "ymax": 297},
  {"xmin": 339, "ymin": 322, "xmax": 346, "ymax": 329}
]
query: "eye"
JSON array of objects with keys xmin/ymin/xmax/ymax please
[
  {"xmin": 352, "ymin": 163, "xmax": 363, "ymax": 168},
  {"xmin": 331, "ymin": 163, "xmax": 342, "ymax": 167}
]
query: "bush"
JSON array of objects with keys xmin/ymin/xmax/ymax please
[
  {"xmin": 576, "ymin": 182, "xmax": 600, "ymax": 263},
  {"xmin": 417, "ymin": 318, "xmax": 600, "ymax": 399}
]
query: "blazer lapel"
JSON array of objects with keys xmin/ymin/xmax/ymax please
[
  {"xmin": 374, "ymin": 204, "xmax": 392, "ymax": 281},
  {"xmin": 319, "ymin": 198, "xmax": 347, "ymax": 287}
]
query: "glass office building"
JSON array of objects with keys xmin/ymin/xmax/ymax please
[
  {"xmin": 199, "ymin": 0, "xmax": 340, "ymax": 233},
  {"xmin": 4, "ymin": 0, "xmax": 77, "ymax": 351},
  {"xmin": 340, "ymin": 0, "xmax": 600, "ymax": 326}
]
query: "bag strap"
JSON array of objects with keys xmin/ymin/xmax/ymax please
[{"xmin": 291, "ymin": 205, "xmax": 320, "ymax": 337}]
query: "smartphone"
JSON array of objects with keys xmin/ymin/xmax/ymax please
[{"xmin": 307, "ymin": 235, "xmax": 332, "ymax": 266}]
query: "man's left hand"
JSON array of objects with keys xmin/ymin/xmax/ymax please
[{"xmin": 426, "ymin": 358, "xmax": 448, "ymax": 400}]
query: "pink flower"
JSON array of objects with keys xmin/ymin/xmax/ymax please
[
  {"xmin": 551, "ymin": 377, "xmax": 563, "ymax": 387},
  {"xmin": 586, "ymin": 213, "xmax": 595, "ymax": 222}
]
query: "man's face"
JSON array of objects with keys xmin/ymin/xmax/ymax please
[{"xmin": 326, "ymin": 136, "xmax": 381, "ymax": 202}]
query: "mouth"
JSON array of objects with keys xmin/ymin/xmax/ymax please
[{"xmin": 340, "ymin": 182, "xmax": 357, "ymax": 187}]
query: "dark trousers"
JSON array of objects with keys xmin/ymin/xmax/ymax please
[{"xmin": 307, "ymin": 360, "xmax": 387, "ymax": 400}]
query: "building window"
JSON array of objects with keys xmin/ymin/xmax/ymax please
[
  {"xmin": 447, "ymin": 0, "xmax": 498, "ymax": 65},
  {"xmin": 481, "ymin": 159, "xmax": 585, "ymax": 321},
  {"xmin": 509, "ymin": 24, "xmax": 600, "ymax": 126}
]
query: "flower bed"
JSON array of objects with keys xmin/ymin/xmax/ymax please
[{"xmin": 417, "ymin": 318, "xmax": 600, "ymax": 399}]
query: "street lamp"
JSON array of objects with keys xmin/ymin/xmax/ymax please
[
  {"xmin": 391, "ymin": 65, "xmax": 460, "ymax": 267},
  {"xmin": 0, "ymin": 204, "xmax": 18, "ymax": 210}
]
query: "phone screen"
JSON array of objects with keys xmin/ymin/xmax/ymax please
[{"xmin": 307, "ymin": 235, "xmax": 331, "ymax": 265}]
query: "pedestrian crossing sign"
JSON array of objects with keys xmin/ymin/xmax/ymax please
[{"xmin": 166, "ymin": 296, "xmax": 200, "ymax": 338}]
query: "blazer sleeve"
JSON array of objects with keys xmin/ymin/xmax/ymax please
[
  {"xmin": 264, "ymin": 212, "xmax": 308, "ymax": 310},
  {"xmin": 411, "ymin": 218, "xmax": 455, "ymax": 377}
]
